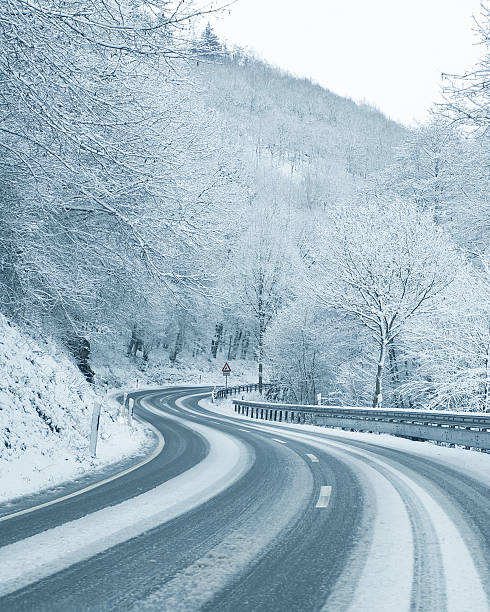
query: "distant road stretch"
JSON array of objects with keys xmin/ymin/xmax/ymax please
[{"xmin": 0, "ymin": 386, "xmax": 488, "ymax": 611}]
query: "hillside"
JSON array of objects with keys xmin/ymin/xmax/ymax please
[
  {"xmin": 0, "ymin": 315, "xmax": 149, "ymax": 502},
  {"xmin": 194, "ymin": 54, "xmax": 405, "ymax": 210}
]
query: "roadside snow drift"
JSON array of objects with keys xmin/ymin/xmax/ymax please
[{"xmin": 0, "ymin": 314, "xmax": 150, "ymax": 502}]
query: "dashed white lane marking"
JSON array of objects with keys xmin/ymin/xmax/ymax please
[
  {"xmin": 306, "ymin": 453, "xmax": 319, "ymax": 462},
  {"xmin": 315, "ymin": 485, "xmax": 332, "ymax": 508},
  {"xmin": 273, "ymin": 438, "xmax": 287, "ymax": 444},
  {"xmin": 238, "ymin": 428, "xmax": 250, "ymax": 432}
]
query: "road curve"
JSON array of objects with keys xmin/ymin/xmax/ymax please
[{"xmin": 0, "ymin": 386, "xmax": 488, "ymax": 612}]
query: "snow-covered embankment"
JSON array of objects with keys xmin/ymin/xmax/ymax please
[{"xmin": 0, "ymin": 315, "xmax": 152, "ymax": 503}]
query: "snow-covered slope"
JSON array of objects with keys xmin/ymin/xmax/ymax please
[{"xmin": 0, "ymin": 315, "xmax": 150, "ymax": 502}]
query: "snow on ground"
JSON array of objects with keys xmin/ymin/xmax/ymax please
[
  {"xmin": 0, "ymin": 402, "xmax": 253, "ymax": 598},
  {"xmin": 0, "ymin": 315, "xmax": 152, "ymax": 503},
  {"xmin": 205, "ymin": 396, "xmax": 490, "ymax": 487},
  {"xmin": 202, "ymin": 395, "xmax": 490, "ymax": 611},
  {"xmin": 92, "ymin": 342, "xmax": 257, "ymax": 390}
]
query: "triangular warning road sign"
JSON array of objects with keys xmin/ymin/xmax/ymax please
[{"xmin": 222, "ymin": 362, "xmax": 231, "ymax": 373}]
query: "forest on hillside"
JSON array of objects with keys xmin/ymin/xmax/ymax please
[{"xmin": 1, "ymin": 1, "xmax": 489, "ymax": 412}]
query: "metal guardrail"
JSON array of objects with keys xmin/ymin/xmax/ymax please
[
  {"xmin": 231, "ymin": 400, "xmax": 490, "ymax": 451},
  {"xmin": 215, "ymin": 383, "xmax": 272, "ymax": 399}
]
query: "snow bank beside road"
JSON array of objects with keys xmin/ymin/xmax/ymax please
[
  {"xmin": 0, "ymin": 315, "xmax": 151, "ymax": 503},
  {"xmin": 0, "ymin": 401, "xmax": 253, "ymax": 598},
  {"xmin": 206, "ymin": 397, "xmax": 490, "ymax": 487}
]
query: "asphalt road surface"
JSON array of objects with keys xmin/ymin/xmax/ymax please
[{"xmin": 0, "ymin": 386, "xmax": 488, "ymax": 611}]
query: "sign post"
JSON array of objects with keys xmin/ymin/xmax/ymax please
[{"xmin": 222, "ymin": 362, "xmax": 231, "ymax": 390}]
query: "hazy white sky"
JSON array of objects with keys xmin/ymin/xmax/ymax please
[{"xmin": 211, "ymin": 0, "xmax": 483, "ymax": 126}]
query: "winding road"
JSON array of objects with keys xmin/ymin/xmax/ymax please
[{"xmin": 0, "ymin": 386, "xmax": 489, "ymax": 611}]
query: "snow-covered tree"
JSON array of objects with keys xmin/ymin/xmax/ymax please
[
  {"xmin": 200, "ymin": 22, "xmax": 222, "ymax": 57},
  {"xmin": 402, "ymin": 255, "xmax": 490, "ymax": 411},
  {"xmin": 374, "ymin": 121, "xmax": 489, "ymax": 253},
  {"xmin": 228, "ymin": 205, "xmax": 296, "ymax": 391},
  {"xmin": 310, "ymin": 199, "xmax": 458, "ymax": 408},
  {"xmin": 439, "ymin": 3, "xmax": 490, "ymax": 135}
]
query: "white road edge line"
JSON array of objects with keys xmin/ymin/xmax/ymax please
[
  {"xmin": 0, "ymin": 413, "xmax": 165, "ymax": 524},
  {"xmin": 0, "ymin": 392, "xmax": 252, "ymax": 599},
  {"xmin": 315, "ymin": 485, "xmax": 332, "ymax": 508},
  {"xmin": 306, "ymin": 453, "xmax": 319, "ymax": 463},
  {"xmin": 273, "ymin": 438, "xmax": 287, "ymax": 444}
]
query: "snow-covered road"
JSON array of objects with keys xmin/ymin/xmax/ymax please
[{"xmin": 0, "ymin": 386, "xmax": 488, "ymax": 611}]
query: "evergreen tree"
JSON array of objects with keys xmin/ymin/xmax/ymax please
[{"xmin": 200, "ymin": 22, "xmax": 222, "ymax": 57}]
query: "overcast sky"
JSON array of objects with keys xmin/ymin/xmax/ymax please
[{"xmin": 211, "ymin": 0, "xmax": 483, "ymax": 126}]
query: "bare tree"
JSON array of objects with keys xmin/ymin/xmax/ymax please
[
  {"xmin": 402, "ymin": 255, "xmax": 490, "ymax": 411},
  {"xmin": 0, "ymin": 0, "xmax": 235, "ymax": 341},
  {"xmin": 229, "ymin": 206, "xmax": 294, "ymax": 392},
  {"xmin": 438, "ymin": 3, "xmax": 490, "ymax": 135},
  {"xmin": 311, "ymin": 199, "xmax": 457, "ymax": 408}
]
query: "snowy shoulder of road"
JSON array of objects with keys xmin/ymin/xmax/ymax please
[
  {"xmin": 0, "ymin": 314, "xmax": 154, "ymax": 504},
  {"xmin": 0, "ymin": 398, "xmax": 254, "ymax": 598},
  {"xmin": 205, "ymin": 397, "xmax": 490, "ymax": 487}
]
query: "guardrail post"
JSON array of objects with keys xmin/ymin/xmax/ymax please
[{"xmin": 227, "ymin": 399, "xmax": 490, "ymax": 450}]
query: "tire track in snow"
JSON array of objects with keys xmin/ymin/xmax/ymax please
[{"xmin": 212, "ymin": 415, "xmax": 487, "ymax": 611}]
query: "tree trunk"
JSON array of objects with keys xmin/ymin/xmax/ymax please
[
  {"xmin": 258, "ymin": 318, "xmax": 265, "ymax": 394},
  {"xmin": 210, "ymin": 322, "xmax": 223, "ymax": 359},
  {"xmin": 373, "ymin": 338, "xmax": 387, "ymax": 408},
  {"xmin": 228, "ymin": 329, "xmax": 242, "ymax": 361},
  {"xmin": 127, "ymin": 325, "xmax": 141, "ymax": 357},
  {"xmin": 483, "ymin": 348, "xmax": 489, "ymax": 412},
  {"xmin": 388, "ymin": 341, "xmax": 404, "ymax": 409},
  {"xmin": 170, "ymin": 328, "xmax": 183, "ymax": 364},
  {"xmin": 241, "ymin": 331, "xmax": 250, "ymax": 359}
]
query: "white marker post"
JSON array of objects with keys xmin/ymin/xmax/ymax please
[
  {"xmin": 89, "ymin": 401, "xmax": 102, "ymax": 458},
  {"xmin": 122, "ymin": 392, "xmax": 128, "ymax": 421},
  {"xmin": 317, "ymin": 393, "xmax": 322, "ymax": 406},
  {"xmin": 128, "ymin": 397, "xmax": 134, "ymax": 427}
]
